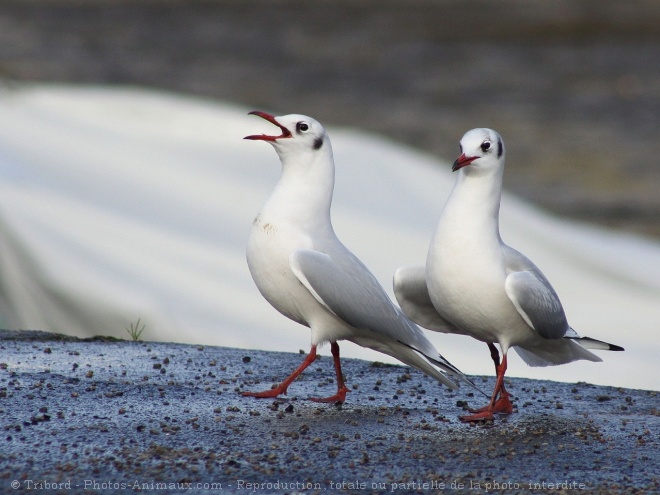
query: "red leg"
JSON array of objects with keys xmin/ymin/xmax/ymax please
[
  {"xmin": 487, "ymin": 342, "xmax": 500, "ymax": 367},
  {"xmin": 460, "ymin": 351, "xmax": 512, "ymax": 422},
  {"xmin": 465, "ymin": 343, "xmax": 502, "ymax": 414},
  {"xmin": 310, "ymin": 342, "xmax": 350, "ymax": 403},
  {"xmin": 486, "ymin": 343, "xmax": 513, "ymax": 414},
  {"xmin": 492, "ymin": 382, "xmax": 513, "ymax": 414},
  {"xmin": 242, "ymin": 345, "xmax": 318, "ymax": 399}
]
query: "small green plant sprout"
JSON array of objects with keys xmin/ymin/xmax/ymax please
[{"xmin": 125, "ymin": 318, "xmax": 146, "ymax": 341}]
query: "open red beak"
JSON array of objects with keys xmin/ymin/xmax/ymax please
[
  {"xmin": 244, "ymin": 111, "xmax": 292, "ymax": 141},
  {"xmin": 452, "ymin": 153, "xmax": 478, "ymax": 172}
]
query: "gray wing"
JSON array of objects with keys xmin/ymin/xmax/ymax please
[
  {"xmin": 503, "ymin": 246, "xmax": 568, "ymax": 340},
  {"xmin": 291, "ymin": 249, "xmax": 433, "ymax": 347},
  {"xmin": 289, "ymin": 249, "xmax": 470, "ymax": 386},
  {"xmin": 393, "ymin": 265, "xmax": 459, "ymax": 333}
]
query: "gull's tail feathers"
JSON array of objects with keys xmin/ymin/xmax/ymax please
[{"xmin": 398, "ymin": 341, "xmax": 489, "ymax": 398}]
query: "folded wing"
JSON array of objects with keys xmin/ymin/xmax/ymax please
[{"xmin": 290, "ymin": 249, "xmax": 470, "ymax": 389}]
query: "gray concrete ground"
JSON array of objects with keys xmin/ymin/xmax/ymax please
[{"xmin": 0, "ymin": 330, "xmax": 657, "ymax": 494}]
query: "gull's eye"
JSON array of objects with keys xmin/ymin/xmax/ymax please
[
  {"xmin": 296, "ymin": 122, "xmax": 309, "ymax": 133},
  {"xmin": 459, "ymin": 144, "xmax": 463, "ymax": 154},
  {"xmin": 480, "ymin": 140, "xmax": 491, "ymax": 152}
]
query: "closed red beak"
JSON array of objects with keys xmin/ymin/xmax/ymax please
[{"xmin": 452, "ymin": 153, "xmax": 478, "ymax": 172}]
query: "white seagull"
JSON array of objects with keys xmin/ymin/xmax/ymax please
[
  {"xmin": 394, "ymin": 128, "xmax": 624, "ymax": 421},
  {"xmin": 242, "ymin": 111, "xmax": 472, "ymax": 403}
]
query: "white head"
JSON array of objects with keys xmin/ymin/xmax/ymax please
[
  {"xmin": 244, "ymin": 111, "xmax": 329, "ymax": 162},
  {"xmin": 452, "ymin": 128, "xmax": 505, "ymax": 174}
]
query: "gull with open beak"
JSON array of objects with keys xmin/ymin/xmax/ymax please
[{"xmin": 242, "ymin": 111, "xmax": 474, "ymax": 402}]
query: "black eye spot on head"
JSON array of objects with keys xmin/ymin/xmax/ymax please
[
  {"xmin": 313, "ymin": 136, "xmax": 324, "ymax": 150},
  {"xmin": 497, "ymin": 139, "xmax": 503, "ymax": 158},
  {"xmin": 480, "ymin": 140, "xmax": 491, "ymax": 152},
  {"xmin": 296, "ymin": 122, "xmax": 309, "ymax": 134}
]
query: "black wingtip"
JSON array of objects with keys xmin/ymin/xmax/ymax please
[
  {"xmin": 397, "ymin": 340, "xmax": 489, "ymax": 398},
  {"xmin": 569, "ymin": 336, "xmax": 625, "ymax": 352}
]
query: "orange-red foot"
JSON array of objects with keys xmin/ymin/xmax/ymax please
[
  {"xmin": 309, "ymin": 385, "xmax": 349, "ymax": 404},
  {"xmin": 467, "ymin": 403, "xmax": 493, "ymax": 414},
  {"xmin": 242, "ymin": 387, "xmax": 287, "ymax": 399},
  {"xmin": 459, "ymin": 409, "xmax": 495, "ymax": 422},
  {"xmin": 464, "ymin": 393, "xmax": 513, "ymax": 418},
  {"xmin": 492, "ymin": 391, "xmax": 513, "ymax": 414}
]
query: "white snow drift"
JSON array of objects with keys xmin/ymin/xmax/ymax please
[{"xmin": 0, "ymin": 85, "xmax": 657, "ymax": 390}]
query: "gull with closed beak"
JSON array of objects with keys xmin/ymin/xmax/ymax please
[{"xmin": 394, "ymin": 128, "xmax": 623, "ymax": 421}]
